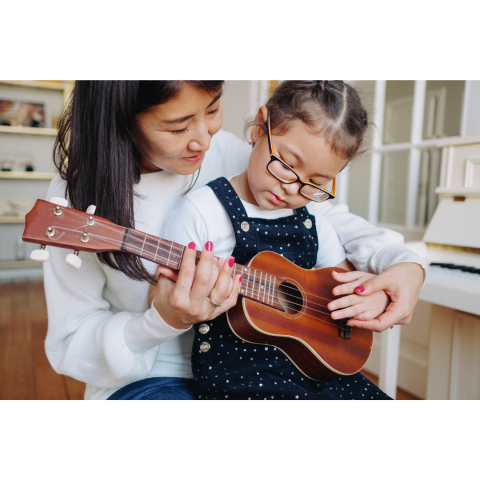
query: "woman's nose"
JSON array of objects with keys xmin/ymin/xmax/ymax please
[
  {"xmin": 189, "ymin": 124, "xmax": 212, "ymax": 152},
  {"xmin": 281, "ymin": 182, "xmax": 301, "ymax": 196}
]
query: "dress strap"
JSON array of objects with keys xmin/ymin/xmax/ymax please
[
  {"xmin": 206, "ymin": 177, "xmax": 249, "ymax": 222},
  {"xmin": 207, "ymin": 177, "xmax": 259, "ymax": 262},
  {"xmin": 294, "ymin": 206, "xmax": 310, "ymax": 217}
]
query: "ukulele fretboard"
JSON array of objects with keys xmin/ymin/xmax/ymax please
[{"xmin": 122, "ymin": 229, "xmax": 284, "ymax": 310}]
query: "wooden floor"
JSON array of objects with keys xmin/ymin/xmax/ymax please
[
  {"xmin": 0, "ymin": 278, "xmax": 85, "ymax": 400},
  {"xmin": 0, "ymin": 278, "xmax": 420, "ymax": 400}
]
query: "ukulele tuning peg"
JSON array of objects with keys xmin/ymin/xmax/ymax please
[
  {"xmin": 65, "ymin": 250, "xmax": 82, "ymax": 269},
  {"xmin": 86, "ymin": 205, "xmax": 96, "ymax": 215},
  {"xmin": 49, "ymin": 197, "xmax": 68, "ymax": 207},
  {"xmin": 30, "ymin": 245, "xmax": 49, "ymax": 263}
]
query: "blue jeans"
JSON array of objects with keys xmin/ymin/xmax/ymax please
[{"xmin": 107, "ymin": 377, "xmax": 197, "ymax": 400}]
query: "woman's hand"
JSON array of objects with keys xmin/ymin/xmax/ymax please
[
  {"xmin": 328, "ymin": 262, "xmax": 424, "ymax": 332},
  {"xmin": 149, "ymin": 241, "xmax": 242, "ymax": 330}
]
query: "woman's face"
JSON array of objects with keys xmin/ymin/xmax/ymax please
[
  {"xmin": 246, "ymin": 107, "xmax": 347, "ymax": 210},
  {"xmin": 133, "ymin": 82, "xmax": 223, "ymax": 175}
]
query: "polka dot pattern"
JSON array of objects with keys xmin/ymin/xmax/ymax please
[{"xmin": 192, "ymin": 177, "xmax": 391, "ymax": 401}]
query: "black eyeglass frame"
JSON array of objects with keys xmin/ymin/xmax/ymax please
[{"xmin": 265, "ymin": 112, "xmax": 336, "ymax": 203}]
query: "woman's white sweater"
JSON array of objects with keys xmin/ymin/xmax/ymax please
[{"xmin": 43, "ymin": 130, "xmax": 423, "ymax": 399}]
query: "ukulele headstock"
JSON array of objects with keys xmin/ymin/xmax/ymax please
[{"xmin": 23, "ymin": 199, "xmax": 126, "ymax": 255}]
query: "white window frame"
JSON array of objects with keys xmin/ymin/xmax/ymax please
[{"xmin": 341, "ymin": 80, "xmax": 479, "ymax": 241}]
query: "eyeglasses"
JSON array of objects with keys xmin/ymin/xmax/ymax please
[{"xmin": 265, "ymin": 112, "xmax": 336, "ymax": 203}]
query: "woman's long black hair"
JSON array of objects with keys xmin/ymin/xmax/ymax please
[{"xmin": 53, "ymin": 81, "xmax": 224, "ymax": 284}]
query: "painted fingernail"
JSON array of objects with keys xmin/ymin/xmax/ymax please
[
  {"xmin": 205, "ymin": 241, "xmax": 213, "ymax": 252},
  {"xmin": 228, "ymin": 257, "xmax": 235, "ymax": 268},
  {"xmin": 239, "ymin": 275, "xmax": 243, "ymax": 283},
  {"xmin": 188, "ymin": 242, "xmax": 196, "ymax": 250},
  {"xmin": 355, "ymin": 285, "xmax": 365, "ymax": 293}
]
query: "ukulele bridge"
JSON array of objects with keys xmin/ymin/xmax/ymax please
[{"xmin": 338, "ymin": 320, "xmax": 351, "ymax": 340}]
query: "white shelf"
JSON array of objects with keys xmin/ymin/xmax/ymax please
[
  {"xmin": 0, "ymin": 171, "xmax": 56, "ymax": 180},
  {"xmin": 0, "ymin": 216, "xmax": 25, "ymax": 224},
  {"xmin": 0, "ymin": 260, "xmax": 40, "ymax": 269},
  {"xmin": 0, "ymin": 125, "xmax": 58, "ymax": 136},
  {"xmin": 0, "ymin": 81, "xmax": 66, "ymax": 92}
]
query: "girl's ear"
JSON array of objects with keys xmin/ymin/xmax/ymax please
[
  {"xmin": 255, "ymin": 106, "xmax": 268, "ymax": 123},
  {"xmin": 251, "ymin": 106, "xmax": 269, "ymax": 143}
]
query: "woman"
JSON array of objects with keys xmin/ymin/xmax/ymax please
[{"xmin": 45, "ymin": 81, "xmax": 424, "ymax": 400}]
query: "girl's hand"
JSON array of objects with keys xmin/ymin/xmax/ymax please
[
  {"xmin": 328, "ymin": 262, "xmax": 424, "ymax": 332},
  {"xmin": 150, "ymin": 241, "xmax": 242, "ymax": 330},
  {"xmin": 327, "ymin": 271, "xmax": 389, "ymax": 330}
]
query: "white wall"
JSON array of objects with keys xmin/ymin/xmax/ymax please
[{"xmin": 221, "ymin": 81, "xmax": 269, "ymax": 140}]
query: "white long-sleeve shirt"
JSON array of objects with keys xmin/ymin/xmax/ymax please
[{"xmin": 43, "ymin": 129, "xmax": 424, "ymax": 400}]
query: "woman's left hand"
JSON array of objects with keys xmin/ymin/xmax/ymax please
[{"xmin": 327, "ymin": 262, "xmax": 425, "ymax": 332}]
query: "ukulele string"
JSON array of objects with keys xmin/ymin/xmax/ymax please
[
  {"xmin": 239, "ymin": 278, "xmax": 333, "ymax": 312},
  {"xmin": 51, "ymin": 225, "xmax": 344, "ymax": 318},
  {"xmin": 239, "ymin": 290, "xmax": 352, "ymax": 332},
  {"xmin": 272, "ymin": 282, "xmax": 337, "ymax": 303},
  {"xmin": 63, "ymin": 209, "xmax": 342, "ymax": 305},
  {"xmin": 64, "ymin": 210, "xmax": 185, "ymax": 256},
  {"xmin": 51, "ymin": 223, "xmax": 185, "ymax": 269},
  {"xmin": 51, "ymin": 225, "xmax": 352, "ymax": 332},
  {"xmin": 56, "ymin": 213, "xmax": 348, "ymax": 315},
  {"xmin": 237, "ymin": 281, "xmax": 352, "ymax": 329}
]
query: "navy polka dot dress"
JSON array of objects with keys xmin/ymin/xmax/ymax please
[{"xmin": 192, "ymin": 177, "xmax": 391, "ymax": 400}]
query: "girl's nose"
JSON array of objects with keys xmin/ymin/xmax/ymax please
[
  {"xmin": 281, "ymin": 182, "xmax": 301, "ymax": 196},
  {"xmin": 189, "ymin": 123, "xmax": 212, "ymax": 152}
]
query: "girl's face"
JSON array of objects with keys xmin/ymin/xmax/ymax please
[
  {"xmin": 245, "ymin": 107, "xmax": 348, "ymax": 210},
  {"xmin": 133, "ymin": 82, "xmax": 223, "ymax": 175}
]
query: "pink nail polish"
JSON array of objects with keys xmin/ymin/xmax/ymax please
[
  {"xmin": 355, "ymin": 285, "xmax": 365, "ymax": 293},
  {"xmin": 205, "ymin": 241, "xmax": 213, "ymax": 252},
  {"xmin": 188, "ymin": 242, "xmax": 196, "ymax": 250},
  {"xmin": 228, "ymin": 257, "xmax": 235, "ymax": 268},
  {"xmin": 239, "ymin": 275, "xmax": 243, "ymax": 283}
]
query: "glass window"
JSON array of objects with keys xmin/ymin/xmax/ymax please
[
  {"xmin": 422, "ymin": 81, "xmax": 465, "ymax": 139},
  {"xmin": 383, "ymin": 81, "xmax": 415, "ymax": 144},
  {"xmin": 416, "ymin": 148, "xmax": 442, "ymax": 227},
  {"xmin": 378, "ymin": 150, "xmax": 409, "ymax": 224},
  {"xmin": 347, "ymin": 157, "xmax": 371, "ymax": 220}
]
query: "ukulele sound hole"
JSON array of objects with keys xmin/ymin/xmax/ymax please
[{"xmin": 277, "ymin": 282, "xmax": 303, "ymax": 314}]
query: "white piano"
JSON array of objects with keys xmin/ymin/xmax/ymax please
[{"xmin": 406, "ymin": 135, "xmax": 480, "ymax": 399}]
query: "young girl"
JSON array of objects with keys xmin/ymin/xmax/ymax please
[{"xmin": 151, "ymin": 80, "xmax": 393, "ymax": 400}]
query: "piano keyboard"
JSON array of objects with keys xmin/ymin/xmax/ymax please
[
  {"xmin": 430, "ymin": 263, "xmax": 480, "ymax": 274},
  {"xmin": 419, "ymin": 262, "xmax": 480, "ymax": 316},
  {"xmin": 428, "ymin": 262, "xmax": 480, "ymax": 285}
]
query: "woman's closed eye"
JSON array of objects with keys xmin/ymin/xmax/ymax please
[
  {"xmin": 208, "ymin": 106, "xmax": 220, "ymax": 116},
  {"xmin": 170, "ymin": 106, "xmax": 220, "ymax": 134},
  {"xmin": 171, "ymin": 127, "xmax": 188, "ymax": 135}
]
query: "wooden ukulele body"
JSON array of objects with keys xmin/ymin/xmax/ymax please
[{"xmin": 226, "ymin": 251, "xmax": 373, "ymax": 380}]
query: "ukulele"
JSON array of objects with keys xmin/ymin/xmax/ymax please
[{"xmin": 23, "ymin": 198, "xmax": 373, "ymax": 381}]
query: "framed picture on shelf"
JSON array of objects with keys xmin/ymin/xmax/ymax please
[
  {"xmin": 0, "ymin": 197, "xmax": 33, "ymax": 220},
  {"xmin": 0, "ymin": 100, "xmax": 45, "ymax": 127}
]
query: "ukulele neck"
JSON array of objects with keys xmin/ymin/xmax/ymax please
[{"xmin": 122, "ymin": 228, "xmax": 283, "ymax": 310}]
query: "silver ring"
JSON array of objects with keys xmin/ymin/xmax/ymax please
[{"xmin": 206, "ymin": 296, "xmax": 221, "ymax": 308}]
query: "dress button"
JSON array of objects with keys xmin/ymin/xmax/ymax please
[
  {"xmin": 198, "ymin": 323, "xmax": 210, "ymax": 334},
  {"xmin": 200, "ymin": 342, "xmax": 211, "ymax": 353},
  {"xmin": 304, "ymin": 219, "xmax": 313, "ymax": 229},
  {"xmin": 241, "ymin": 221, "xmax": 250, "ymax": 232}
]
